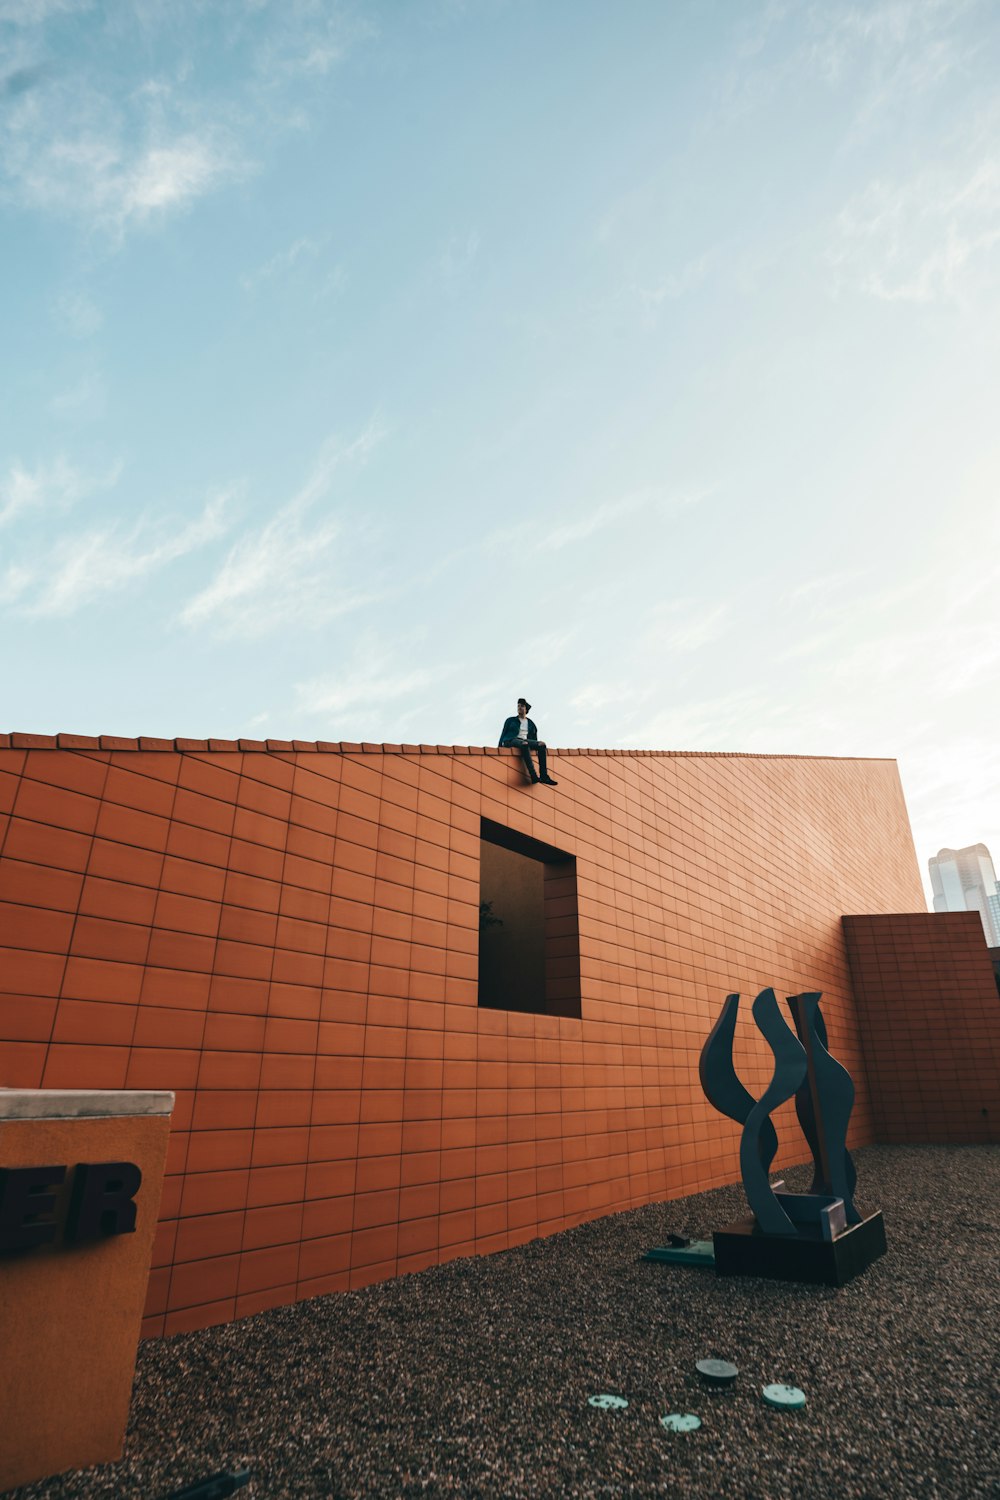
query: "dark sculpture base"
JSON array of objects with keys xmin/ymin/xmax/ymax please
[{"xmin": 712, "ymin": 1210, "xmax": 886, "ymax": 1287}]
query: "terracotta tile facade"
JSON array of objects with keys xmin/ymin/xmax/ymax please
[
  {"xmin": 0, "ymin": 737, "xmax": 930, "ymax": 1335},
  {"xmin": 844, "ymin": 912, "xmax": 1000, "ymax": 1144}
]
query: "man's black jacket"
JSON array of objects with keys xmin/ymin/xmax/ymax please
[{"xmin": 498, "ymin": 716, "xmax": 539, "ymax": 746}]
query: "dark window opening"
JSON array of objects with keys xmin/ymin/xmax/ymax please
[{"xmin": 478, "ymin": 817, "xmax": 581, "ymax": 1018}]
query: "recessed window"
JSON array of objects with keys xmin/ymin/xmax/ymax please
[{"xmin": 478, "ymin": 818, "xmax": 581, "ymax": 1018}]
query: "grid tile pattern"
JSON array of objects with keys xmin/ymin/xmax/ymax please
[
  {"xmin": 844, "ymin": 912, "xmax": 1000, "ymax": 1143},
  {"xmin": 0, "ymin": 740, "xmax": 925, "ymax": 1335}
]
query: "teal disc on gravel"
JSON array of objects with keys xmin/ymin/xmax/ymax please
[
  {"xmin": 588, "ymin": 1394, "xmax": 628, "ymax": 1410},
  {"xmin": 660, "ymin": 1413, "xmax": 701, "ymax": 1432},
  {"xmin": 762, "ymin": 1384, "xmax": 806, "ymax": 1409},
  {"xmin": 696, "ymin": 1359, "xmax": 738, "ymax": 1385}
]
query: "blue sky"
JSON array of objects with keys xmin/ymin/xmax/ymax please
[{"xmin": 2, "ymin": 0, "xmax": 999, "ymax": 900}]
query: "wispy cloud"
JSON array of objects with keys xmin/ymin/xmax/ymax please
[
  {"xmin": 429, "ymin": 485, "xmax": 709, "ymax": 589},
  {"xmin": 0, "ymin": 455, "xmax": 118, "ymax": 526},
  {"xmin": 294, "ymin": 662, "xmax": 435, "ymax": 720},
  {"xmin": 615, "ymin": 252, "xmax": 715, "ymax": 324},
  {"xmin": 784, "ymin": 568, "xmax": 866, "ymax": 607},
  {"xmin": 728, "ymin": 0, "xmax": 980, "ymax": 131},
  {"xmin": 510, "ymin": 486, "xmax": 704, "ymax": 557},
  {"xmin": 49, "ymin": 371, "xmax": 106, "ymax": 421},
  {"xmin": 240, "ymin": 234, "xmax": 345, "ymax": 300},
  {"xmin": 799, "ymin": 0, "xmax": 977, "ymax": 102},
  {"xmin": 776, "ymin": 574, "xmax": 927, "ymax": 664},
  {"xmin": 593, "ymin": 171, "xmax": 720, "ymax": 328},
  {"xmin": 289, "ymin": 634, "xmax": 450, "ymax": 742},
  {"xmin": 619, "ymin": 687, "xmax": 779, "ymax": 752},
  {"xmin": 830, "ymin": 155, "xmax": 1000, "ymax": 302},
  {"xmin": 241, "ymin": 235, "xmax": 320, "ymax": 291},
  {"xmin": 0, "ymin": 5, "xmax": 250, "ymax": 237},
  {"xmin": 254, "ymin": 5, "xmax": 378, "ymax": 80},
  {"xmin": 832, "ymin": 608, "xmax": 1000, "ymax": 702},
  {"xmin": 0, "ymin": 2, "xmax": 375, "ymax": 241},
  {"xmin": 179, "ymin": 424, "xmax": 384, "ymax": 639},
  {"xmin": 642, "ymin": 600, "xmax": 731, "ymax": 655},
  {"xmin": 126, "ymin": 137, "xmax": 234, "ymax": 214},
  {"xmin": 535, "ymin": 490, "xmax": 652, "ymax": 551},
  {"xmin": 570, "ymin": 680, "xmax": 644, "ymax": 715},
  {"xmin": 6, "ymin": 491, "xmax": 229, "ymax": 616},
  {"xmin": 51, "ymin": 288, "xmax": 103, "ymax": 338},
  {"xmin": 5, "ymin": 117, "xmax": 247, "ymax": 237}
]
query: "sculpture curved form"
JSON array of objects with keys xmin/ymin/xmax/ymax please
[
  {"xmin": 698, "ymin": 993, "xmax": 778, "ymax": 1171},
  {"xmin": 787, "ymin": 992, "xmax": 860, "ymax": 1223},
  {"xmin": 739, "ymin": 988, "xmax": 808, "ymax": 1237}
]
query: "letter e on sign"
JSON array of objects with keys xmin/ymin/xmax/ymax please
[{"xmin": 0, "ymin": 1165, "xmax": 67, "ymax": 1251}]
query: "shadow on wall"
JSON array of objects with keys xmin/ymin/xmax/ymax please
[{"xmin": 477, "ymin": 818, "xmax": 581, "ymax": 1018}]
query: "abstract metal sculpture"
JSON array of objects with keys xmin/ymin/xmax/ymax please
[{"xmin": 698, "ymin": 987, "xmax": 885, "ymax": 1285}]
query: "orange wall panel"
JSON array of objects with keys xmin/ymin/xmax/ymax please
[
  {"xmin": 844, "ymin": 911, "xmax": 1000, "ymax": 1142},
  {"xmin": 0, "ymin": 739, "xmax": 930, "ymax": 1334}
]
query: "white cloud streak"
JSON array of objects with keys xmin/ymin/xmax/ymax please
[
  {"xmin": 290, "ymin": 636, "xmax": 447, "ymax": 742},
  {"xmin": 642, "ymin": 601, "xmax": 731, "ymax": 655},
  {"xmin": 619, "ymin": 687, "xmax": 778, "ymax": 753},
  {"xmin": 5, "ymin": 119, "xmax": 247, "ymax": 236},
  {"xmin": 535, "ymin": 491, "xmax": 651, "ymax": 551},
  {"xmin": 49, "ymin": 370, "xmax": 106, "ymax": 421},
  {"xmin": 8, "ymin": 491, "xmax": 230, "ymax": 616},
  {"xmin": 0, "ymin": 455, "xmax": 118, "ymax": 526},
  {"xmin": 831, "ymin": 156, "xmax": 1000, "ymax": 303},
  {"xmin": 241, "ymin": 235, "xmax": 320, "ymax": 291},
  {"xmin": 804, "ymin": 0, "xmax": 979, "ymax": 101},
  {"xmin": 253, "ymin": 5, "xmax": 378, "ymax": 80},
  {"xmin": 294, "ymin": 664, "xmax": 435, "ymax": 720},
  {"xmin": 240, "ymin": 235, "xmax": 346, "ymax": 301},
  {"xmin": 51, "ymin": 288, "xmax": 103, "ymax": 338},
  {"xmin": 179, "ymin": 424, "xmax": 384, "ymax": 639},
  {"xmin": 570, "ymin": 681, "xmax": 643, "ymax": 715}
]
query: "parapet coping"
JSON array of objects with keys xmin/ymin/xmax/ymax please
[
  {"xmin": 0, "ymin": 733, "xmax": 896, "ymax": 763},
  {"xmin": 0, "ymin": 1089, "xmax": 175, "ymax": 1120}
]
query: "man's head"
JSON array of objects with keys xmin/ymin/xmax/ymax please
[{"xmin": 517, "ymin": 697, "xmax": 530, "ymax": 718}]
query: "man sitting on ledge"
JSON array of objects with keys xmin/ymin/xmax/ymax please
[{"xmin": 498, "ymin": 698, "xmax": 558, "ymax": 787}]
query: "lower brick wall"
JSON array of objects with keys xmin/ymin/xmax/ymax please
[{"xmin": 844, "ymin": 912, "xmax": 1000, "ymax": 1143}]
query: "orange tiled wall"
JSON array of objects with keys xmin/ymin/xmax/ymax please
[
  {"xmin": 0, "ymin": 735, "xmax": 925, "ymax": 1335},
  {"xmin": 844, "ymin": 912, "xmax": 1000, "ymax": 1143}
]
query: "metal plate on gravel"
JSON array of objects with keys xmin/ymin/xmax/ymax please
[
  {"xmin": 762, "ymin": 1384, "xmax": 806, "ymax": 1409},
  {"xmin": 588, "ymin": 1394, "xmax": 628, "ymax": 1410},
  {"xmin": 660, "ymin": 1413, "xmax": 701, "ymax": 1432},
  {"xmin": 643, "ymin": 1240, "xmax": 715, "ymax": 1266},
  {"xmin": 696, "ymin": 1358, "xmax": 738, "ymax": 1385}
]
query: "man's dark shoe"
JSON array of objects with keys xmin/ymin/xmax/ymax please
[
  {"xmin": 528, "ymin": 773, "xmax": 540, "ymax": 784},
  {"xmin": 539, "ymin": 774, "xmax": 558, "ymax": 786}
]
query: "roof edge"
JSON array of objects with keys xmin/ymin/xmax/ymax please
[{"xmin": 0, "ymin": 732, "xmax": 898, "ymax": 764}]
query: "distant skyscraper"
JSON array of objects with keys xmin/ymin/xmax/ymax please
[
  {"xmin": 929, "ymin": 843, "xmax": 1000, "ymax": 947},
  {"xmin": 989, "ymin": 893, "xmax": 1000, "ymax": 953}
]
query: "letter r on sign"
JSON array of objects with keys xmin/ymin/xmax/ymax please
[{"xmin": 65, "ymin": 1160, "xmax": 143, "ymax": 1243}]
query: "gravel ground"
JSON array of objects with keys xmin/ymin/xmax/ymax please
[{"xmin": 9, "ymin": 1145, "xmax": 1000, "ymax": 1500}]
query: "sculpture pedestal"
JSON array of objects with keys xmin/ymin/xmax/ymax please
[{"xmin": 712, "ymin": 1210, "xmax": 886, "ymax": 1287}]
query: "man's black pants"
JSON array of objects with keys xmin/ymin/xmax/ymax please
[{"xmin": 511, "ymin": 740, "xmax": 548, "ymax": 781}]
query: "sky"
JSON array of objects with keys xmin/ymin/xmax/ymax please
[{"xmin": 2, "ymin": 0, "xmax": 999, "ymax": 905}]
